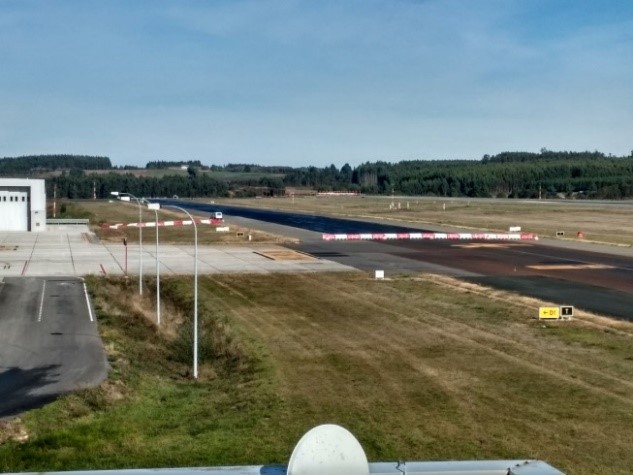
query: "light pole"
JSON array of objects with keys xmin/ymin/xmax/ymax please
[
  {"xmin": 111, "ymin": 191, "xmax": 144, "ymax": 295},
  {"xmin": 147, "ymin": 202, "xmax": 161, "ymax": 325},
  {"xmin": 165, "ymin": 204, "xmax": 198, "ymax": 379}
]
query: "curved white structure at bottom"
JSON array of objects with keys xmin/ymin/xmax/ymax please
[
  {"xmin": 287, "ymin": 424, "xmax": 369, "ymax": 475},
  {"xmin": 2, "ymin": 423, "xmax": 565, "ymax": 474}
]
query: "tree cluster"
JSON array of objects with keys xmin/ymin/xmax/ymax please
[
  {"xmin": 281, "ymin": 152, "xmax": 633, "ymax": 199},
  {"xmin": 50, "ymin": 172, "xmax": 228, "ymax": 199},
  {"xmin": 209, "ymin": 163, "xmax": 294, "ymax": 174},
  {"xmin": 0, "ymin": 154, "xmax": 111, "ymax": 175},
  {"xmin": 3, "ymin": 150, "xmax": 633, "ymax": 199},
  {"xmin": 146, "ymin": 160, "xmax": 203, "ymax": 169}
]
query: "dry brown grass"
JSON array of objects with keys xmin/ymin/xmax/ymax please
[
  {"xmin": 202, "ymin": 272, "xmax": 633, "ymax": 474},
  {"xmin": 70, "ymin": 200, "xmax": 296, "ymax": 244},
  {"xmin": 0, "ymin": 419, "xmax": 28, "ymax": 444},
  {"xmin": 92, "ymin": 276, "xmax": 186, "ymax": 341}
]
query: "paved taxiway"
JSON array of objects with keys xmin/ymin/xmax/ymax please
[
  {"xmin": 0, "ymin": 276, "xmax": 108, "ymax": 418},
  {"xmin": 0, "ymin": 225, "xmax": 355, "ymax": 277}
]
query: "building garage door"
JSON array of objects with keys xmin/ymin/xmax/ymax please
[{"xmin": 0, "ymin": 189, "xmax": 29, "ymax": 231}]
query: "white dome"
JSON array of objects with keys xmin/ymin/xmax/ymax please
[{"xmin": 287, "ymin": 424, "xmax": 369, "ymax": 475}]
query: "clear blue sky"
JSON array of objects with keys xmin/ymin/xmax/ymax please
[{"xmin": 1, "ymin": 0, "xmax": 632, "ymax": 168}]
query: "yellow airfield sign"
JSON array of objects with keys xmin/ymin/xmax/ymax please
[{"xmin": 539, "ymin": 307, "xmax": 560, "ymax": 319}]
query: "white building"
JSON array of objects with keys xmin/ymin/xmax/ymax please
[{"xmin": 0, "ymin": 178, "xmax": 47, "ymax": 232}]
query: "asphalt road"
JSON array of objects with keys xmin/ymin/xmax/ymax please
[
  {"xmin": 171, "ymin": 200, "xmax": 633, "ymax": 320},
  {"xmin": 0, "ymin": 276, "xmax": 108, "ymax": 419}
]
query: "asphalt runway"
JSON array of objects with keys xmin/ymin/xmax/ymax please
[
  {"xmin": 171, "ymin": 200, "xmax": 633, "ymax": 321},
  {"xmin": 0, "ymin": 276, "xmax": 108, "ymax": 418},
  {"xmin": 293, "ymin": 239, "xmax": 633, "ymax": 320},
  {"xmin": 156, "ymin": 199, "xmax": 428, "ymax": 235}
]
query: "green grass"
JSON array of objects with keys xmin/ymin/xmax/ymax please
[
  {"xmin": 66, "ymin": 200, "xmax": 293, "ymax": 245},
  {"xmin": 205, "ymin": 171, "xmax": 285, "ymax": 181},
  {"xmin": 13, "ymin": 196, "xmax": 630, "ymax": 474},
  {"xmin": 52, "ymin": 201, "xmax": 96, "ymax": 221},
  {"xmin": 2, "ymin": 273, "xmax": 633, "ymax": 474}
]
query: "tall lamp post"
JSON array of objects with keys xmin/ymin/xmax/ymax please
[
  {"xmin": 111, "ymin": 191, "xmax": 143, "ymax": 295},
  {"xmin": 164, "ymin": 204, "xmax": 198, "ymax": 379},
  {"xmin": 147, "ymin": 202, "xmax": 161, "ymax": 325}
]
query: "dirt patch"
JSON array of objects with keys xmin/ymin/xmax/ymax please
[
  {"xmin": 254, "ymin": 250, "xmax": 316, "ymax": 261},
  {"xmin": 0, "ymin": 418, "xmax": 28, "ymax": 444}
]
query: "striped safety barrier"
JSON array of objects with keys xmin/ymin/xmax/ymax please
[
  {"xmin": 322, "ymin": 232, "xmax": 539, "ymax": 241},
  {"xmin": 102, "ymin": 218, "xmax": 223, "ymax": 230}
]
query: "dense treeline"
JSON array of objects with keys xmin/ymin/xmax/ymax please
[
  {"xmin": 0, "ymin": 154, "xmax": 111, "ymax": 175},
  {"xmin": 209, "ymin": 163, "xmax": 294, "ymax": 174},
  {"xmin": 280, "ymin": 151, "xmax": 633, "ymax": 199},
  {"xmin": 49, "ymin": 172, "xmax": 228, "ymax": 199},
  {"xmin": 3, "ymin": 150, "xmax": 633, "ymax": 199},
  {"xmin": 146, "ymin": 160, "xmax": 202, "ymax": 169}
]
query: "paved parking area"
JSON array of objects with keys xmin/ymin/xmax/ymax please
[{"xmin": 0, "ymin": 226, "xmax": 354, "ymax": 277}]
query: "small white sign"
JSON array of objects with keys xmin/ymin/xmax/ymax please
[
  {"xmin": 375, "ymin": 270, "xmax": 385, "ymax": 280},
  {"xmin": 216, "ymin": 227, "xmax": 230, "ymax": 232},
  {"xmin": 509, "ymin": 226, "xmax": 521, "ymax": 232}
]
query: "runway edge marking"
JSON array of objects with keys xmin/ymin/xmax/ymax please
[{"xmin": 83, "ymin": 281, "xmax": 95, "ymax": 322}]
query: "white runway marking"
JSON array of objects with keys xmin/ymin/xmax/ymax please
[
  {"xmin": 527, "ymin": 263, "xmax": 614, "ymax": 270},
  {"xmin": 37, "ymin": 280, "xmax": 46, "ymax": 322},
  {"xmin": 83, "ymin": 282, "xmax": 94, "ymax": 322}
]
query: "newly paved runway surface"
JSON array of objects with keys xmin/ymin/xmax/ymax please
[{"xmin": 156, "ymin": 199, "xmax": 428, "ymax": 235}]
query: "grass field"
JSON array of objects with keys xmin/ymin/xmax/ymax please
[
  {"xmin": 2, "ymin": 199, "xmax": 633, "ymax": 474},
  {"xmin": 1, "ymin": 272, "xmax": 633, "ymax": 474},
  {"xmin": 62, "ymin": 200, "xmax": 295, "ymax": 245}
]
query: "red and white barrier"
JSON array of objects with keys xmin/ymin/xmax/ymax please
[
  {"xmin": 102, "ymin": 218, "xmax": 223, "ymax": 230},
  {"xmin": 322, "ymin": 232, "xmax": 538, "ymax": 241}
]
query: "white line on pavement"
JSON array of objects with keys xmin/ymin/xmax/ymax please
[
  {"xmin": 38, "ymin": 280, "xmax": 46, "ymax": 322},
  {"xmin": 83, "ymin": 282, "xmax": 94, "ymax": 322}
]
